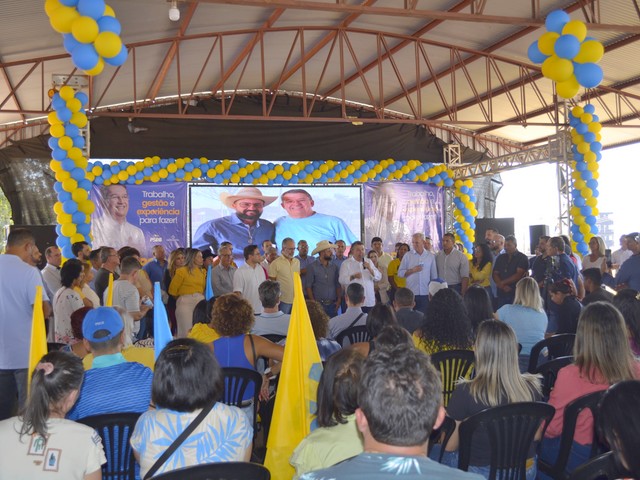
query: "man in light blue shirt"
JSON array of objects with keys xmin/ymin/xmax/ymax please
[{"xmin": 398, "ymin": 233, "xmax": 437, "ymax": 314}]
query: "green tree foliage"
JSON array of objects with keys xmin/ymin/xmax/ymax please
[{"xmin": 0, "ymin": 189, "xmax": 12, "ymax": 252}]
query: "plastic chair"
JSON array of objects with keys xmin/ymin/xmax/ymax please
[
  {"xmin": 568, "ymin": 452, "xmax": 628, "ymax": 480},
  {"xmin": 78, "ymin": 412, "xmax": 142, "ymax": 480},
  {"xmin": 428, "ymin": 415, "xmax": 456, "ymax": 462},
  {"xmin": 538, "ymin": 391, "xmax": 607, "ymax": 480},
  {"xmin": 430, "ymin": 349, "xmax": 475, "ymax": 407},
  {"xmin": 336, "ymin": 325, "xmax": 370, "ymax": 347},
  {"xmin": 528, "ymin": 334, "xmax": 576, "ymax": 373},
  {"xmin": 457, "ymin": 402, "xmax": 555, "ymax": 480},
  {"xmin": 535, "ymin": 355, "xmax": 573, "ymax": 399},
  {"xmin": 222, "ymin": 367, "xmax": 262, "ymax": 434},
  {"xmin": 150, "ymin": 462, "xmax": 270, "ymax": 479}
]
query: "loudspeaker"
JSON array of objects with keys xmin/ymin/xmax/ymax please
[
  {"xmin": 9, "ymin": 224, "xmax": 57, "ymax": 269},
  {"xmin": 529, "ymin": 224, "xmax": 549, "ymax": 255},
  {"xmin": 475, "ymin": 218, "xmax": 515, "ymax": 245}
]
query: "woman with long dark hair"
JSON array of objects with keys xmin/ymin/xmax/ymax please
[
  {"xmin": 0, "ymin": 351, "xmax": 106, "ymax": 479},
  {"xmin": 469, "ymin": 243, "xmax": 493, "ymax": 289},
  {"xmin": 413, "ymin": 288, "xmax": 474, "ymax": 355},
  {"xmin": 612, "ymin": 289, "xmax": 640, "ymax": 356},
  {"xmin": 463, "ymin": 285, "xmax": 494, "ymax": 335},
  {"xmin": 53, "ymin": 259, "xmax": 88, "ymax": 344},
  {"xmin": 290, "ymin": 348, "xmax": 365, "ymax": 478}
]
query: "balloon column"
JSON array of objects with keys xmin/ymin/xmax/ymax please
[
  {"xmin": 527, "ymin": 9, "xmax": 604, "ymax": 99},
  {"xmin": 452, "ymin": 180, "xmax": 477, "ymax": 258},
  {"xmin": 45, "ymin": 0, "xmax": 127, "ymax": 75},
  {"xmin": 48, "ymin": 86, "xmax": 95, "ymax": 259},
  {"xmin": 568, "ymin": 104, "xmax": 602, "ymax": 256}
]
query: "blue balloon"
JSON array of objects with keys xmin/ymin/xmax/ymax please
[
  {"xmin": 554, "ymin": 34, "xmax": 581, "ymax": 59},
  {"xmin": 574, "ymin": 197, "xmax": 586, "ymax": 207},
  {"xmin": 75, "ymin": 91, "xmax": 89, "ymax": 107},
  {"xmin": 62, "ymin": 33, "xmax": 81, "ymax": 55},
  {"xmin": 545, "ymin": 10, "xmax": 570, "ymax": 33},
  {"xmin": 586, "ymin": 216, "xmax": 597, "ymax": 226},
  {"xmin": 591, "ymin": 225, "xmax": 599, "ymax": 235},
  {"xmin": 304, "ymin": 165, "xmax": 314, "ymax": 174},
  {"xmin": 460, "ymin": 186, "xmax": 469, "ymax": 194},
  {"xmin": 61, "ymin": 159, "xmax": 75, "ymax": 171},
  {"xmin": 222, "ymin": 170, "xmax": 232, "ymax": 180},
  {"xmin": 175, "ymin": 170, "xmax": 185, "ymax": 179},
  {"xmin": 62, "ymin": 200, "xmax": 78, "ymax": 214},
  {"xmin": 167, "ymin": 173, "xmax": 176, "ymax": 182},
  {"xmin": 580, "ymin": 206, "xmax": 592, "ymax": 216},
  {"xmin": 94, "ymin": 176, "xmax": 104, "ymax": 185},
  {"xmin": 586, "ymin": 179, "xmax": 598, "ymax": 190},
  {"xmin": 575, "ymin": 123, "xmax": 588, "ymax": 134},
  {"xmin": 71, "ymin": 44, "xmax": 100, "ymax": 71},
  {"xmin": 77, "ymin": 223, "xmax": 91, "ymax": 235},
  {"xmin": 573, "ymin": 153, "xmax": 584, "ymax": 162},
  {"xmin": 54, "ymin": 182, "xmax": 63, "ymax": 194},
  {"xmin": 414, "ymin": 166, "xmax": 425, "ymax": 175},
  {"xmin": 360, "ymin": 165, "xmax": 370, "ymax": 174},
  {"xmin": 105, "ymin": 46, "xmax": 128, "ymax": 68},
  {"xmin": 571, "ymin": 144, "xmax": 578, "ymax": 154},
  {"xmin": 71, "ymin": 168, "xmax": 85, "ymax": 180},
  {"xmin": 444, "ymin": 178, "xmax": 454, "ymax": 187},
  {"xmin": 527, "ymin": 41, "xmax": 548, "ymax": 64},
  {"xmin": 73, "ymin": 136, "xmax": 85, "ymax": 149},
  {"xmin": 72, "ymin": 211, "xmax": 85, "ymax": 223},
  {"xmin": 229, "ymin": 164, "xmax": 239, "ymax": 173},
  {"xmin": 592, "ymin": 114, "xmax": 599, "ymax": 122},
  {"xmin": 583, "ymin": 132, "xmax": 596, "ymax": 143},
  {"xmin": 387, "ymin": 164, "xmax": 397, "ymax": 173},
  {"xmin": 366, "ymin": 160, "xmax": 375, "ymax": 168},
  {"xmin": 592, "ymin": 188, "xmax": 599, "ymax": 198},
  {"xmin": 407, "ymin": 171, "xmax": 417, "ymax": 181},
  {"xmin": 60, "ymin": 0, "xmax": 79, "ymax": 5},
  {"xmin": 462, "ymin": 208, "xmax": 471, "ymax": 216},
  {"xmin": 55, "ymin": 225, "xmax": 63, "ymax": 238},
  {"xmin": 48, "ymin": 137, "xmax": 59, "ymax": 150},
  {"xmin": 590, "ymin": 141, "xmax": 602, "ymax": 152},
  {"xmin": 184, "ymin": 163, "xmax": 194, "ymax": 172},
  {"xmin": 381, "ymin": 169, "xmax": 389, "ymax": 177},
  {"xmin": 79, "ymin": 179, "xmax": 91, "ymax": 191},
  {"xmin": 52, "ymin": 148, "xmax": 67, "ymax": 161},
  {"xmin": 143, "ymin": 167, "xmax": 152, "ymax": 176},
  {"xmin": 77, "ymin": 0, "xmax": 106, "ymax": 19},
  {"xmin": 319, "ymin": 175, "xmax": 327, "ymax": 183},
  {"xmin": 57, "ymin": 107, "xmax": 72, "ymax": 122},
  {"xmin": 582, "ymin": 170, "xmax": 593, "ymax": 180},
  {"xmin": 58, "ymin": 191, "xmax": 72, "ymax": 203},
  {"xmin": 574, "ymin": 63, "xmax": 603, "ymax": 88},
  {"xmin": 119, "ymin": 160, "xmax": 129, "ymax": 169},
  {"xmin": 259, "ymin": 164, "xmax": 269, "ymax": 173},
  {"xmin": 214, "ymin": 175, "xmax": 223, "ymax": 184},
  {"xmin": 97, "ymin": 15, "xmax": 121, "ymax": 34},
  {"xmin": 62, "ymin": 246, "xmax": 74, "ymax": 259},
  {"xmin": 345, "ymin": 175, "xmax": 354, "ymax": 183},
  {"xmin": 159, "ymin": 158, "xmax": 169, "ymax": 168},
  {"xmin": 65, "ymin": 124, "xmax": 80, "ymax": 137},
  {"xmin": 111, "ymin": 165, "xmax": 120, "ymax": 174},
  {"xmin": 134, "ymin": 172, "xmax": 144, "ymax": 181},
  {"xmin": 583, "ymin": 104, "xmax": 596, "ymax": 114}
]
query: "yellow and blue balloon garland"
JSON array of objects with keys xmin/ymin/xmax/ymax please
[
  {"xmin": 82, "ymin": 157, "xmax": 476, "ymax": 255},
  {"xmin": 48, "ymin": 86, "xmax": 95, "ymax": 260},
  {"xmin": 528, "ymin": 9, "xmax": 604, "ymax": 99},
  {"xmin": 568, "ymin": 105, "xmax": 601, "ymax": 256},
  {"xmin": 45, "ymin": 0, "xmax": 127, "ymax": 75}
]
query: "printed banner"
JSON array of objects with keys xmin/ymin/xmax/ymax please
[
  {"xmin": 91, "ymin": 183, "xmax": 187, "ymax": 258},
  {"xmin": 363, "ymin": 181, "xmax": 444, "ymax": 251}
]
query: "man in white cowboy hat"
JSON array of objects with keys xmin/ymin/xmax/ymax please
[
  {"xmin": 306, "ymin": 240, "xmax": 342, "ymax": 318},
  {"xmin": 192, "ymin": 186, "xmax": 277, "ymax": 264}
]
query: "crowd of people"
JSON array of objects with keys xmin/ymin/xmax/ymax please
[{"xmin": 1, "ymin": 221, "xmax": 640, "ymax": 479}]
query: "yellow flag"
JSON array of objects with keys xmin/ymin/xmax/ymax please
[
  {"xmin": 105, "ymin": 272, "xmax": 114, "ymax": 306},
  {"xmin": 28, "ymin": 286, "xmax": 48, "ymax": 395},
  {"xmin": 264, "ymin": 273, "xmax": 323, "ymax": 479}
]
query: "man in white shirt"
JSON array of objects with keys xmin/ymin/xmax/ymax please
[
  {"xmin": 107, "ymin": 257, "xmax": 151, "ymax": 340},
  {"xmin": 436, "ymin": 232, "xmax": 470, "ymax": 296},
  {"xmin": 612, "ymin": 234, "xmax": 633, "ymax": 271},
  {"xmin": 252, "ymin": 280, "xmax": 290, "ymax": 336},
  {"xmin": 41, "ymin": 245, "xmax": 62, "ymax": 295},
  {"xmin": 398, "ymin": 233, "xmax": 438, "ymax": 315},
  {"xmin": 339, "ymin": 241, "xmax": 381, "ymax": 311},
  {"xmin": 233, "ymin": 244, "xmax": 268, "ymax": 313}
]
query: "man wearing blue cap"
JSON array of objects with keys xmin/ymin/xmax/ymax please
[{"xmin": 67, "ymin": 307, "xmax": 152, "ymax": 421}]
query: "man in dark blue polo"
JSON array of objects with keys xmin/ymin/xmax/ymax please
[{"xmin": 306, "ymin": 240, "xmax": 342, "ymax": 318}]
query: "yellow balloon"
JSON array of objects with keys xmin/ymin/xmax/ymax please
[
  {"xmin": 103, "ymin": 4, "xmax": 115, "ymax": 16},
  {"xmin": 577, "ymin": 142, "xmax": 590, "ymax": 154},
  {"xmin": 84, "ymin": 58, "xmax": 104, "ymax": 76},
  {"xmin": 58, "ymin": 136, "xmax": 73, "ymax": 151},
  {"xmin": 71, "ymin": 112, "xmax": 88, "ymax": 128},
  {"xmin": 571, "ymin": 106, "xmax": 584, "ymax": 117},
  {"xmin": 47, "ymin": 111, "xmax": 62, "ymax": 126},
  {"xmin": 61, "ymin": 223, "xmax": 76, "ymax": 237},
  {"xmin": 150, "ymin": 173, "xmax": 160, "ymax": 183},
  {"xmin": 70, "ymin": 233, "xmax": 85, "ymax": 244},
  {"xmin": 538, "ymin": 32, "xmax": 560, "ymax": 56},
  {"xmin": 581, "ymin": 187, "xmax": 593, "ymax": 198},
  {"xmin": 562, "ymin": 20, "xmax": 588, "ymax": 42},
  {"xmin": 45, "ymin": 0, "xmax": 63, "ymax": 17},
  {"xmin": 541, "ymin": 56, "xmax": 573, "ymax": 82},
  {"xmin": 592, "ymin": 171, "xmax": 599, "ymax": 180},
  {"xmin": 584, "ymin": 151, "xmax": 596, "ymax": 163},
  {"xmin": 95, "ymin": 32, "xmax": 122, "ymax": 58},
  {"xmin": 574, "ymin": 40, "xmax": 604, "ymax": 64},
  {"xmin": 71, "ymin": 189, "xmax": 88, "ymax": 202},
  {"xmin": 50, "ymin": 160, "xmax": 62, "ymax": 172},
  {"xmin": 68, "ymin": 147, "xmax": 84, "ymax": 161},
  {"xmin": 580, "ymin": 113, "xmax": 593, "ymax": 124},
  {"xmin": 587, "ymin": 161, "xmax": 598, "ymax": 172},
  {"xmin": 586, "ymin": 197, "xmax": 597, "ymax": 207},
  {"xmin": 158, "ymin": 169, "xmax": 168, "ymax": 179},
  {"xmin": 50, "ymin": 6, "xmax": 80, "ymax": 34},
  {"xmin": 56, "ymin": 170, "xmax": 70, "ymax": 182},
  {"xmin": 79, "ymin": 200, "xmax": 95, "ymax": 214},
  {"xmin": 556, "ymin": 75, "xmax": 580, "ymax": 99},
  {"xmin": 167, "ymin": 164, "xmax": 178, "ymax": 173},
  {"xmin": 574, "ymin": 215, "xmax": 584, "ymax": 226},
  {"xmin": 62, "ymin": 178, "xmax": 78, "ymax": 192},
  {"xmin": 574, "ymin": 179, "xmax": 586, "ymax": 190},
  {"xmin": 57, "ymin": 213, "xmax": 72, "ymax": 224},
  {"xmin": 454, "ymin": 180, "xmax": 463, "ymax": 188},
  {"xmin": 72, "ymin": 16, "xmax": 99, "ymax": 44},
  {"xmin": 591, "ymin": 207, "xmax": 599, "ymax": 216},
  {"xmin": 588, "ymin": 122, "xmax": 602, "ymax": 133},
  {"xmin": 50, "ymin": 123, "xmax": 65, "ymax": 138},
  {"xmin": 579, "ymin": 223, "xmax": 591, "ymax": 235},
  {"xmin": 66, "ymin": 98, "xmax": 82, "ymax": 113},
  {"xmin": 463, "ymin": 179, "xmax": 473, "ymax": 188},
  {"xmin": 53, "ymin": 202, "xmax": 64, "ymax": 215},
  {"xmin": 58, "ymin": 85, "xmax": 74, "ymax": 101}
]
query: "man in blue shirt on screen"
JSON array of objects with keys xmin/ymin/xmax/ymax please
[
  {"xmin": 274, "ymin": 188, "xmax": 358, "ymax": 250},
  {"xmin": 192, "ymin": 187, "xmax": 276, "ymax": 263}
]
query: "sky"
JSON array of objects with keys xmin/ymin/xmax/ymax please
[{"xmin": 495, "ymin": 142, "xmax": 637, "ymax": 254}]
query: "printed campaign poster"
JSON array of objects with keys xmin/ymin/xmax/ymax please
[
  {"xmin": 190, "ymin": 185, "xmax": 362, "ymax": 264},
  {"xmin": 363, "ymin": 182, "xmax": 444, "ymax": 251},
  {"xmin": 91, "ymin": 183, "xmax": 187, "ymax": 258}
]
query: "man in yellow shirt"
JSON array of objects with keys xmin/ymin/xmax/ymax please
[
  {"xmin": 268, "ymin": 238, "xmax": 300, "ymax": 314},
  {"xmin": 387, "ymin": 243, "xmax": 409, "ymax": 303}
]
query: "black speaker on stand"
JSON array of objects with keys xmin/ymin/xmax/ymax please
[{"xmin": 529, "ymin": 224, "xmax": 549, "ymax": 255}]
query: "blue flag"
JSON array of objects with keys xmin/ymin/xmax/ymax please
[
  {"xmin": 153, "ymin": 282, "xmax": 173, "ymax": 360},
  {"xmin": 205, "ymin": 264, "xmax": 214, "ymax": 301}
]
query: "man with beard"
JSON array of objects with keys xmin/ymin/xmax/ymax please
[
  {"xmin": 192, "ymin": 187, "xmax": 276, "ymax": 264},
  {"xmin": 307, "ymin": 240, "xmax": 342, "ymax": 318}
]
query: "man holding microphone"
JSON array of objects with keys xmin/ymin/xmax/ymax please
[{"xmin": 338, "ymin": 241, "xmax": 381, "ymax": 313}]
